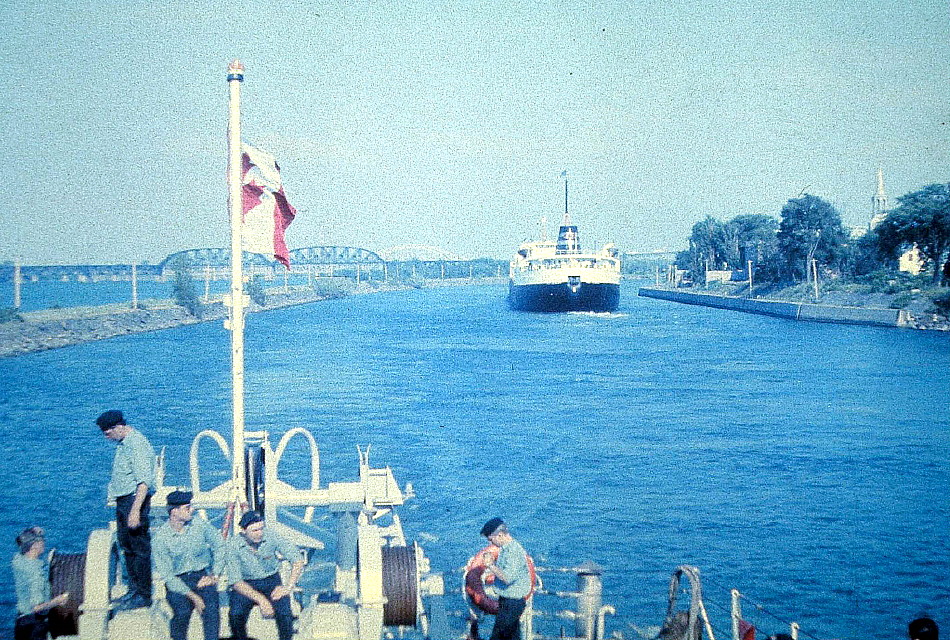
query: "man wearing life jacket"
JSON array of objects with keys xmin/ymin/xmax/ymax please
[{"xmin": 480, "ymin": 517, "xmax": 531, "ymax": 640}]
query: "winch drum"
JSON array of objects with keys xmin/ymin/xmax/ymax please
[
  {"xmin": 47, "ymin": 551, "xmax": 86, "ymax": 638},
  {"xmin": 381, "ymin": 546, "xmax": 418, "ymax": 627}
]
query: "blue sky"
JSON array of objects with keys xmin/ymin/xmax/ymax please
[{"xmin": 1, "ymin": 0, "xmax": 947, "ymax": 264}]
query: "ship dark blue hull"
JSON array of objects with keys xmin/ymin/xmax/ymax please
[{"xmin": 507, "ymin": 282, "xmax": 620, "ymax": 312}]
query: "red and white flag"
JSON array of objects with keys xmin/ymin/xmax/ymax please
[{"xmin": 241, "ymin": 143, "xmax": 297, "ymax": 268}]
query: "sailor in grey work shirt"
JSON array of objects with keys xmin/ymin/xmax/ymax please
[
  {"xmin": 96, "ymin": 409, "xmax": 156, "ymax": 610},
  {"xmin": 152, "ymin": 490, "xmax": 225, "ymax": 640},
  {"xmin": 226, "ymin": 511, "xmax": 304, "ymax": 640},
  {"xmin": 11, "ymin": 526, "xmax": 69, "ymax": 640},
  {"xmin": 481, "ymin": 517, "xmax": 532, "ymax": 640}
]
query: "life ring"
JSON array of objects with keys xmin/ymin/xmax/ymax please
[{"xmin": 463, "ymin": 545, "xmax": 537, "ymax": 615}]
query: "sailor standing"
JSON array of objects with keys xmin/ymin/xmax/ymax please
[
  {"xmin": 226, "ymin": 511, "xmax": 305, "ymax": 640},
  {"xmin": 152, "ymin": 490, "xmax": 224, "ymax": 640},
  {"xmin": 480, "ymin": 517, "xmax": 532, "ymax": 640},
  {"xmin": 11, "ymin": 526, "xmax": 69, "ymax": 640},
  {"xmin": 95, "ymin": 409, "xmax": 156, "ymax": 610}
]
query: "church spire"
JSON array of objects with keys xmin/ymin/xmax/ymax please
[{"xmin": 870, "ymin": 168, "xmax": 888, "ymax": 229}]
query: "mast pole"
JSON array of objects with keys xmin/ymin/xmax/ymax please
[
  {"xmin": 226, "ymin": 59, "xmax": 247, "ymax": 501},
  {"xmin": 564, "ymin": 173, "xmax": 568, "ymax": 215}
]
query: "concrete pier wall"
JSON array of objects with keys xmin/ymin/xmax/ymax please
[{"xmin": 639, "ymin": 288, "xmax": 909, "ymax": 328}]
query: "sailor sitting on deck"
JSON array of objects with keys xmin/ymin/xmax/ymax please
[
  {"xmin": 226, "ymin": 510, "xmax": 304, "ymax": 640},
  {"xmin": 11, "ymin": 526, "xmax": 69, "ymax": 640},
  {"xmin": 152, "ymin": 490, "xmax": 225, "ymax": 640}
]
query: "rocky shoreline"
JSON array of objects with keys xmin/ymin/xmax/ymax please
[{"xmin": 0, "ymin": 287, "xmax": 355, "ymax": 359}]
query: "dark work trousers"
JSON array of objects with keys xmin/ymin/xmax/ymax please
[
  {"xmin": 165, "ymin": 570, "xmax": 219, "ymax": 640},
  {"xmin": 14, "ymin": 613, "xmax": 48, "ymax": 640},
  {"xmin": 228, "ymin": 573, "xmax": 294, "ymax": 640},
  {"xmin": 490, "ymin": 596, "xmax": 527, "ymax": 640},
  {"xmin": 115, "ymin": 492, "xmax": 152, "ymax": 600}
]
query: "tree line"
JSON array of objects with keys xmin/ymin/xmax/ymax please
[{"xmin": 678, "ymin": 183, "xmax": 950, "ymax": 286}]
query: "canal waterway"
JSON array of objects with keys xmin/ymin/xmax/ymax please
[
  {"xmin": 0, "ymin": 281, "xmax": 947, "ymax": 639},
  {"xmin": 2, "ymin": 275, "xmax": 311, "ymax": 312}
]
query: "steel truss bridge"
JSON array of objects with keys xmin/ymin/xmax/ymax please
[
  {"xmin": 160, "ymin": 246, "xmax": 386, "ymax": 269},
  {"xmin": 153, "ymin": 247, "xmax": 392, "ymax": 282},
  {"xmin": 1, "ymin": 247, "xmax": 676, "ymax": 283},
  {"xmin": 0, "ymin": 246, "xmax": 510, "ymax": 283}
]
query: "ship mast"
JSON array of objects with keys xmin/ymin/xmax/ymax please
[
  {"xmin": 561, "ymin": 170, "xmax": 571, "ymax": 225},
  {"xmin": 564, "ymin": 171, "xmax": 568, "ymax": 217},
  {"xmin": 226, "ymin": 59, "xmax": 247, "ymax": 502}
]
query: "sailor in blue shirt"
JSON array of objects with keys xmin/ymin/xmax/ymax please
[
  {"xmin": 226, "ymin": 511, "xmax": 305, "ymax": 640},
  {"xmin": 152, "ymin": 491, "xmax": 224, "ymax": 640},
  {"xmin": 480, "ymin": 517, "xmax": 531, "ymax": 640},
  {"xmin": 96, "ymin": 409, "xmax": 156, "ymax": 610},
  {"xmin": 11, "ymin": 527, "xmax": 69, "ymax": 640}
]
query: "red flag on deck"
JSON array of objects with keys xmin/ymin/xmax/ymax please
[{"xmin": 241, "ymin": 144, "xmax": 297, "ymax": 268}]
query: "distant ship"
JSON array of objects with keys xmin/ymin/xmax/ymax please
[{"xmin": 508, "ymin": 176, "xmax": 621, "ymax": 312}]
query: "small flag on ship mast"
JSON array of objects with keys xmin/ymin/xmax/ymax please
[{"xmin": 241, "ymin": 144, "xmax": 297, "ymax": 268}]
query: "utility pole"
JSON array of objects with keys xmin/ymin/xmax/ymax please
[
  {"xmin": 131, "ymin": 263, "xmax": 138, "ymax": 309},
  {"xmin": 747, "ymin": 260, "xmax": 753, "ymax": 297},
  {"xmin": 13, "ymin": 257, "xmax": 21, "ymax": 309}
]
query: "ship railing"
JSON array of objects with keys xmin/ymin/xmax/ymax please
[
  {"xmin": 691, "ymin": 573, "xmax": 815, "ymax": 640},
  {"xmin": 450, "ymin": 561, "xmax": 617, "ymax": 640},
  {"xmin": 444, "ymin": 564, "xmax": 819, "ymax": 640}
]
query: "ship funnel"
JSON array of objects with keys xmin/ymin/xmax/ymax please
[{"xmin": 556, "ymin": 217, "xmax": 580, "ymax": 254}]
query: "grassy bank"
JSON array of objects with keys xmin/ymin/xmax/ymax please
[{"xmin": 679, "ymin": 274, "xmax": 950, "ymax": 331}]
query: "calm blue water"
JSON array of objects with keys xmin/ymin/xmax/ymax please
[
  {"xmin": 0, "ymin": 279, "xmax": 198, "ymax": 311},
  {"xmin": 0, "ymin": 282, "xmax": 947, "ymax": 639},
  {"xmin": 1, "ymin": 275, "xmax": 321, "ymax": 311}
]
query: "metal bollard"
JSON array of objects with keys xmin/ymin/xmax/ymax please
[{"xmin": 575, "ymin": 562, "xmax": 604, "ymax": 640}]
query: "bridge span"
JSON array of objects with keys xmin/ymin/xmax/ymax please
[
  {"xmin": 2, "ymin": 246, "xmax": 677, "ymax": 283},
  {"xmin": 2, "ymin": 246, "xmax": 506, "ymax": 283}
]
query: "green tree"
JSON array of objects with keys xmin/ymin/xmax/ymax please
[
  {"xmin": 685, "ymin": 216, "xmax": 727, "ymax": 283},
  {"xmin": 777, "ymin": 194, "xmax": 848, "ymax": 282},
  {"xmin": 727, "ymin": 214, "xmax": 779, "ymax": 268},
  {"xmin": 246, "ymin": 275, "xmax": 266, "ymax": 306},
  {"xmin": 875, "ymin": 183, "xmax": 950, "ymax": 284},
  {"xmin": 841, "ymin": 229, "xmax": 891, "ymax": 277},
  {"xmin": 170, "ymin": 256, "xmax": 202, "ymax": 317},
  {"xmin": 725, "ymin": 214, "xmax": 781, "ymax": 282},
  {"xmin": 681, "ymin": 214, "xmax": 781, "ymax": 282}
]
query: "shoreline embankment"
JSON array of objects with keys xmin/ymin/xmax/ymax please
[
  {"xmin": 0, "ymin": 279, "xmax": 509, "ymax": 358},
  {"xmin": 0, "ymin": 288, "xmax": 339, "ymax": 359},
  {"xmin": 0, "ymin": 286, "xmax": 352, "ymax": 358},
  {"xmin": 638, "ymin": 287, "xmax": 949, "ymax": 330}
]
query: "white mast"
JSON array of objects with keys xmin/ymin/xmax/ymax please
[{"xmin": 226, "ymin": 59, "xmax": 247, "ymax": 500}]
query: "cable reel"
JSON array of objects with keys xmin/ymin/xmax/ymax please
[
  {"xmin": 381, "ymin": 544, "xmax": 420, "ymax": 627},
  {"xmin": 47, "ymin": 550, "xmax": 86, "ymax": 638}
]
